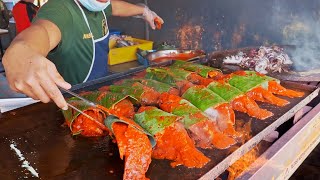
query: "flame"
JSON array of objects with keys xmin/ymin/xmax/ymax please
[
  {"xmin": 227, "ymin": 120, "xmax": 259, "ymax": 180},
  {"xmin": 227, "ymin": 146, "xmax": 259, "ymax": 180}
]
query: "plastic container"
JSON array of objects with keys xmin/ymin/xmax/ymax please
[
  {"xmin": 109, "ymin": 29, "xmax": 121, "ymax": 36},
  {"xmin": 108, "ymin": 38, "xmax": 153, "ymax": 65}
]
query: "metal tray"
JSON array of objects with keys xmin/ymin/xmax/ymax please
[
  {"xmin": 0, "ymin": 56, "xmax": 319, "ymax": 180},
  {"xmin": 147, "ymin": 49, "xmax": 206, "ymax": 62}
]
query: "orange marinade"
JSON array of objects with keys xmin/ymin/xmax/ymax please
[
  {"xmin": 215, "ymin": 103, "xmax": 240, "ymax": 138},
  {"xmin": 112, "ymin": 123, "xmax": 152, "ymax": 180},
  {"xmin": 208, "ymin": 70, "xmax": 224, "ymax": 79},
  {"xmin": 246, "ymin": 87, "xmax": 289, "ymax": 107},
  {"xmin": 112, "ymin": 99, "xmax": 135, "ymax": 119},
  {"xmin": 268, "ymin": 81, "xmax": 304, "ymax": 98},
  {"xmin": 71, "ymin": 108, "xmax": 108, "ymax": 137},
  {"xmin": 187, "ymin": 73, "xmax": 214, "ymax": 86},
  {"xmin": 97, "ymin": 105, "xmax": 144, "ymax": 132},
  {"xmin": 152, "ymin": 122, "xmax": 210, "ymax": 168},
  {"xmin": 231, "ymin": 96, "xmax": 273, "ymax": 120},
  {"xmin": 176, "ymin": 80, "xmax": 195, "ymax": 95},
  {"xmin": 152, "ymin": 53, "xmax": 199, "ymax": 63},
  {"xmin": 154, "ymin": 17, "xmax": 162, "ymax": 30},
  {"xmin": 136, "ymin": 84, "xmax": 161, "ymax": 106},
  {"xmin": 189, "ymin": 119, "xmax": 236, "ymax": 149}
]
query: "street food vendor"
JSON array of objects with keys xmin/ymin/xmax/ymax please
[{"xmin": 2, "ymin": 0, "xmax": 163, "ymax": 110}]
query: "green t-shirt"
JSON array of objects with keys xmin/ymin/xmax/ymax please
[{"xmin": 34, "ymin": 0, "xmax": 112, "ymax": 85}]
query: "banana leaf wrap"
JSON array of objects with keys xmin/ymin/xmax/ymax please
[
  {"xmin": 62, "ymin": 91, "xmax": 103, "ymax": 133},
  {"xmin": 134, "ymin": 107, "xmax": 180, "ymax": 136},
  {"xmin": 122, "ymin": 79, "xmax": 174, "ymax": 93},
  {"xmin": 119, "ymin": 79, "xmax": 140, "ymax": 86},
  {"xmin": 170, "ymin": 99, "xmax": 209, "ymax": 128},
  {"xmin": 97, "ymin": 91, "xmax": 138, "ymax": 109},
  {"xmin": 62, "ymin": 99, "xmax": 99, "ymax": 135},
  {"xmin": 78, "ymin": 91, "xmax": 101, "ymax": 102},
  {"xmin": 207, "ymin": 81, "xmax": 243, "ymax": 102},
  {"xmin": 172, "ymin": 60, "xmax": 221, "ymax": 78},
  {"xmin": 62, "ymin": 92, "xmax": 156, "ymax": 146},
  {"xmin": 104, "ymin": 115, "xmax": 156, "ymax": 147},
  {"xmin": 166, "ymin": 67, "xmax": 193, "ymax": 80},
  {"xmin": 97, "ymin": 91, "xmax": 156, "ymax": 147},
  {"xmin": 227, "ymin": 71, "xmax": 279, "ymax": 92},
  {"xmin": 182, "ymin": 86, "xmax": 226, "ymax": 111},
  {"xmin": 145, "ymin": 67, "xmax": 183, "ymax": 86},
  {"xmin": 109, "ymin": 83, "xmax": 145, "ymax": 101}
]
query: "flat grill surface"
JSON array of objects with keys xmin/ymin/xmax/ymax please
[{"xmin": 0, "ymin": 59, "xmax": 318, "ymax": 180}]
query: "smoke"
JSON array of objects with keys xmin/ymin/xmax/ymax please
[{"xmin": 271, "ymin": 2, "xmax": 320, "ymax": 71}]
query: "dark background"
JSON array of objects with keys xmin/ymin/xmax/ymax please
[
  {"xmin": 109, "ymin": 0, "xmax": 320, "ymax": 56},
  {"xmin": 3, "ymin": 0, "xmax": 320, "ymax": 56}
]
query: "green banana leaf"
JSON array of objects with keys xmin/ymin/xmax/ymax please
[
  {"xmin": 109, "ymin": 83, "xmax": 144, "ymax": 101},
  {"xmin": 145, "ymin": 68, "xmax": 181, "ymax": 86},
  {"xmin": 227, "ymin": 71, "xmax": 278, "ymax": 92},
  {"xmin": 97, "ymin": 91, "xmax": 138, "ymax": 109},
  {"xmin": 140, "ymin": 79, "xmax": 175, "ymax": 93},
  {"xmin": 104, "ymin": 115, "xmax": 156, "ymax": 147},
  {"xmin": 207, "ymin": 81, "xmax": 243, "ymax": 102},
  {"xmin": 172, "ymin": 60, "xmax": 221, "ymax": 78},
  {"xmin": 121, "ymin": 78, "xmax": 175, "ymax": 93},
  {"xmin": 182, "ymin": 86, "xmax": 226, "ymax": 111},
  {"xmin": 62, "ymin": 99, "xmax": 102, "ymax": 135},
  {"xmin": 170, "ymin": 99, "xmax": 210, "ymax": 128},
  {"xmin": 134, "ymin": 107, "xmax": 180, "ymax": 136},
  {"xmin": 166, "ymin": 67, "xmax": 193, "ymax": 80}
]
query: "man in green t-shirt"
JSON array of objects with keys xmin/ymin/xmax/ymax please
[{"xmin": 3, "ymin": 0, "xmax": 163, "ymax": 110}]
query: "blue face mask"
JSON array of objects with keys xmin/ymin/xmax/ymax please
[{"xmin": 78, "ymin": 0, "xmax": 109, "ymax": 12}]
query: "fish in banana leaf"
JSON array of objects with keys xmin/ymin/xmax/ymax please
[
  {"xmin": 171, "ymin": 60, "xmax": 223, "ymax": 79},
  {"xmin": 207, "ymin": 81, "xmax": 273, "ymax": 120},
  {"xmin": 135, "ymin": 106, "xmax": 210, "ymax": 168},
  {"xmin": 159, "ymin": 92, "xmax": 236, "ymax": 149},
  {"xmin": 63, "ymin": 91, "xmax": 153, "ymax": 180},
  {"xmin": 109, "ymin": 82, "xmax": 161, "ymax": 106},
  {"xmin": 181, "ymin": 85, "xmax": 241, "ymax": 138},
  {"xmin": 223, "ymin": 71, "xmax": 304, "ymax": 106}
]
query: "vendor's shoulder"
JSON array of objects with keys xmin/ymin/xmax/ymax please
[
  {"xmin": 39, "ymin": 0, "xmax": 75, "ymax": 11},
  {"xmin": 34, "ymin": 0, "xmax": 75, "ymax": 30},
  {"xmin": 37, "ymin": 0, "xmax": 75, "ymax": 18}
]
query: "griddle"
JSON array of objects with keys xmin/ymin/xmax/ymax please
[{"xmin": 0, "ymin": 53, "xmax": 319, "ymax": 180}]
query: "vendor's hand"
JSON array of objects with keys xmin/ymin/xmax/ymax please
[
  {"xmin": 142, "ymin": 6, "xmax": 164, "ymax": 30},
  {"xmin": 3, "ymin": 52, "xmax": 71, "ymax": 110}
]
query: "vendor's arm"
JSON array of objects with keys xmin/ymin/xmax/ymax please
[
  {"xmin": 2, "ymin": 20, "xmax": 71, "ymax": 110},
  {"xmin": 110, "ymin": 0, "xmax": 164, "ymax": 29}
]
